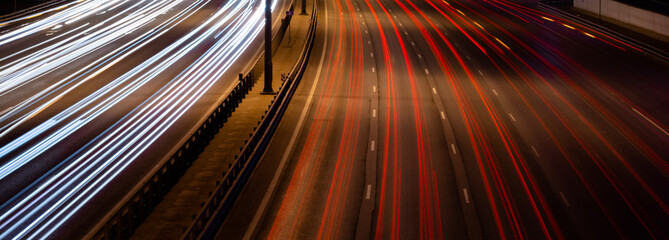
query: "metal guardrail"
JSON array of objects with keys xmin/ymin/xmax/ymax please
[
  {"xmin": 87, "ymin": 60, "xmax": 262, "ymax": 240},
  {"xmin": 539, "ymin": 1, "xmax": 669, "ymax": 62},
  {"xmin": 539, "ymin": 0, "xmax": 573, "ymax": 6},
  {"xmin": 85, "ymin": 3, "xmax": 298, "ymax": 240},
  {"xmin": 181, "ymin": 4, "xmax": 318, "ymax": 240}
]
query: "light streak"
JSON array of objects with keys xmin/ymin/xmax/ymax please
[{"xmin": 0, "ymin": 0, "xmax": 272, "ymax": 237}]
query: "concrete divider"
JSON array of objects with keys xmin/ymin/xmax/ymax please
[
  {"xmin": 84, "ymin": 3, "xmax": 297, "ymax": 240},
  {"xmin": 180, "ymin": 4, "xmax": 318, "ymax": 240},
  {"xmin": 541, "ymin": 1, "xmax": 669, "ymax": 62},
  {"xmin": 574, "ymin": 0, "xmax": 669, "ymax": 36}
]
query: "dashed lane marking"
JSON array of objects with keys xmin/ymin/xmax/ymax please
[
  {"xmin": 463, "ymin": 188, "xmax": 470, "ymax": 203},
  {"xmin": 559, "ymin": 192, "xmax": 570, "ymax": 207}
]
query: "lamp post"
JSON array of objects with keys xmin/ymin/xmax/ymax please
[
  {"xmin": 300, "ymin": 0, "xmax": 308, "ymax": 15},
  {"xmin": 262, "ymin": 0, "xmax": 274, "ymax": 94}
]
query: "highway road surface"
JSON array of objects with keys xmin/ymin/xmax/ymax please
[
  {"xmin": 220, "ymin": 0, "xmax": 669, "ymax": 239},
  {"xmin": 0, "ymin": 0, "xmax": 291, "ymax": 238}
]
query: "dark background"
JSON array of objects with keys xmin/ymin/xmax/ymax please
[
  {"xmin": 615, "ymin": 0, "xmax": 669, "ymax": 15},
  {"xmin": 1, "ymin": 0, "xmax": 53, "ymax": 16}
]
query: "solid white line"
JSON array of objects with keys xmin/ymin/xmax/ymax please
[
  {"xmin": 366, "ymin": 184, "xmax": 372, "ymax": 199},
  {"xmin": 371, "ymin": 140, "xmax": 376, "ymax": 152},
  {"xmin": 243, "ymin": 6, "xmax": 329, "ymax": 240},
  {"xmin": 0, "ymin": 107, "xmax": 12, "ymax": 116},
  {"xmin": 633, "ymin": 108, "xmax": 669, "ymax": 137},
  {"xmin": 508, "ymin": 113, "xmax": 516, "ymax": 122},
  {"xmin": 451, "ymin": 143, "xmax": 457, "ymax": 154},
  {"xmin": 531, "ymin": 146, "xmax": 540, "ymax": 157},
  {"xmin": 559, "ymin": 192, "xmax": 570, "ymax": 207},
  {"xmin": 463, "ymin": 188, "xmax": 470, "ymax": 203}
]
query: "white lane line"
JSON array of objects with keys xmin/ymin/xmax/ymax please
[
  {"xmin": 368, "ymin": 40, "xmax": 371, "ymax": 45},
  {"xmin": 463, "ymin": 188, "xmax": 470, "ymax": 203},
  {"xmin": 365, "ymin": 30, "xmax": 368, "ymax": 34},
  {"xmin": 531, "ymin": 146, "xmax": 540, "ymax": 157},
  {"xmin": 0, "ymin": 107, "xmax": 13, "ymax": 116},
  {"xmin": 492, "ymin": 89, "xmax": 498, "ymax": 96},
  {"xmin": 404, "ymin": 31, "xmax": 408, "ymax": 35},
  {"xmin": 432, "ymin": 87, "xmax": 437, "ymax": 94},
  {"xmin": 366, "ymin": 184, "xmax": 372, "ymax": 199},
  {"xmin": 508, "ymin": 113, "xmax": 516, "ymax": 122},
  {"xmin": 399, "ymin": 23, "xmax": 402, "ymax": 26},
  {"xmin": 466, "ymin": 55, "xmax": 470, "ymax": 60},
  {"xmin": 559, "ymin": 192, "xmax": 570, "ymax": 207},
  {"xmin": 359, "ymin": 14, "xmax": 363, "ymax": 18},
  {"xmin": 372, "ymin": 109, "xmax": 377, "ymax": 118},
  {"xmin": 478, "ymin": 70, "xmax": 484, "ymax": 76},
  {"xmin": 373, "ymin": 85, "xmax": 377, "ymax": 93},
  {"xmin": 411, "ymin": 41, "xmax": 415, "ymax": 46},
  {"xmin": 633, "ymin": 108, "xmax": 669, "ymax": 137},
  {"xmin": 372, "ymin": 67, "xmax": 375, "ymax": 73},
  {"xmin": 243, "ymin": 7, "xmax": 330, "ymax": 239},
  {"xmin": 370, "ymin": 52, "xmax": 374, "ymax": 58},
  {"xmin": 440, "ymin": 111, "xmax": 446, "ymax": 119},
  {"xmin": 424, "ymin": 69, "xmax": 429, "ymax": 74},
  {"xmin": 394, "ymin": 15, "xmax": 397, "ymax": 18},
  {"xmin": 371, "ymin": 140, "xmax": 376, "ymax": 151},
  {"xmin": 418, "ymin": 54, "xmax": 422, "ymax": 59},
  {"xmin": 451, "ymin": 144, "xmax": 457, "ymax": 154}
]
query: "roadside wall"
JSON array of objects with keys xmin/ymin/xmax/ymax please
[{"xmin": 574, "ymin": 0, "xmax": 669, "ymax": 37}]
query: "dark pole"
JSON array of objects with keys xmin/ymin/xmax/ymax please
[
  {"xmin": 599, "ymin": 0, "xmax": 602, "ymax": 20},
  {"xmin": 262, "ymin": 0, "xmax": 274, "ymax": 94},
  {"xmin": 300, "ymin": 0, "xmax": 308, "ymax": 15}
]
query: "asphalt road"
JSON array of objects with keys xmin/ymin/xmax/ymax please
[
  {"xmin": 222, "ymin": 0, "xmax": 669, "ymax": 239},
  {"xmin": 0, "ymin": 0, "xmax": 291, "ymax": 238}
]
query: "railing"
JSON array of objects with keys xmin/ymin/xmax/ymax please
[
  {"xmin": 539, "ymin": 1, "xmax": 669, "ymax": 62},
  {"xmin": 181, "ymin": 4, "xmax": 318, "ymax": 240},
  {"xmin": 85, "ymin": 3, "xmax": 298, "ymax": 240}
]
